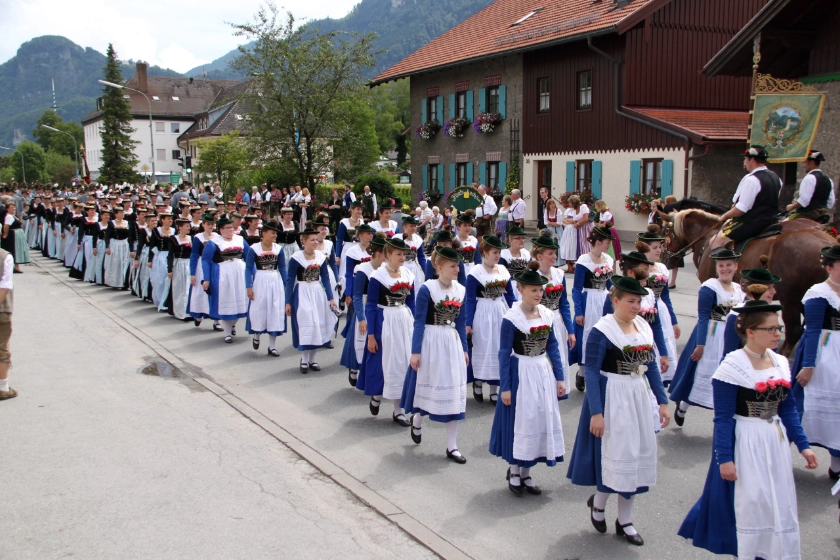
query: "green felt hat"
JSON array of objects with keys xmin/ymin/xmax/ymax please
[
  {"xmin": 611, "ymin": 275, "xmax": 648, "ymax": 296},
  {"xmin": 402, "ymin": 215, "xmax": 420, "ymax": 225},
  {"xmin": 710, "ymin": 247, "xmax": 741, "ymax": 261},
  {"xmin": 820, "ymin": 245, "xmax": 840, "ymax": 260},
  {"xmin": 531, "ymin": 235, "xmax": 559, "ymax": 250},
  {"xmin": 621, "ymin": 251, "xmax": 654, "ymax": 266},
  {"xmin": 514, "ymin": 268, "xmax": 549, "ymax": 286},
  {"xmin": 385, "ymin": 237, "xmax": 409, "ymax": 250},
  {"xmin": 435, "ymin": 229, "xmax": 455, "ymax": 242},
  {"xmin": 481, "ymin": 235, "xmax": 508, "ymax": 250},
  {"xmin": 433, "ymin": 246, "xmax": 463, "ymax": 262},
  {"xmin": 506, "ymin": 226, "xmax": 526, "ymax": 236},
  {"xmin": 591, "ymin": 225, "xmax": 615, "ymax": 241},
  {"xmin": 740, "ymin": 268, "xmax": 781, "ymax": 284},
  {"xmin": 215, "ymin": 216, "xmax": 232, "ymax": 228},
  {"xmin": 734, "ymin": 300, "xmax": 783, "ymax": 314},
  {"xmin": 355, "ymin": 223, "xmax": 375, "ymax": 234}
]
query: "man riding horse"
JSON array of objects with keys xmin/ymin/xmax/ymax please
[
  {"xmin": 786, "ymin": 150, "xmax": 835, "ymax": 222},
  {"xmin": 710, "ymin": 146, "xmax": 783, "ymax": 251}
]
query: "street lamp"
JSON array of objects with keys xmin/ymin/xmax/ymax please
[
  {"xmin": 0, "ymin": 146, "xmax": 24, "ymax": 183},
  {"xmin": 40, "ymin": 125, "xmax": 80, "ymax": 180},
  {"xmin": 98, "ymin": 79, "xmax": 155, "ymax": 181}
]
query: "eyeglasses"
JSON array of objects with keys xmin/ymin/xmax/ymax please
[{"xmin": 753, "ymin": 326, "xmax": 785, "ymax": 334}]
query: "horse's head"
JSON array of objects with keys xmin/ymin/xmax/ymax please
[{"xmin": 662, "ymin": 209, "xmax": 721, "ymax": 261}]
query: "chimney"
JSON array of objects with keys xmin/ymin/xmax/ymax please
[{"xmin": 136, "ymin": 62, "xmax": 148, "ymax": 93}]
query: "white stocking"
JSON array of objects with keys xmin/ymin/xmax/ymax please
[
  {"xmin": 617, "ymin": 495, "xmax": 637, "ymax": 535},
  {"xmin": 268, "ymin": 335, "xmax": 277, "ymax": 351},
  {"xmin": 593, "ymin": 491, "xmax": 609, "ymax": 522},
  {"xmin": 446, "ymin": 421, "xmax": 459, "ymax": 454}
]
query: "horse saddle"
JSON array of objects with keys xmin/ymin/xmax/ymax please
[{"xmin": 735, "ymin": 226, "xmax": 782, "ymax": 254}]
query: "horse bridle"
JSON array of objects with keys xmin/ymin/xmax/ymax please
[{"xmin": 663, "ymin": 220, "xmax": 725, "ymax": 261}]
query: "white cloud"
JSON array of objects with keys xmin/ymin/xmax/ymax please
[{"xmin": 0, "ymin": 0, "xmax": 361, "ymax": 73}]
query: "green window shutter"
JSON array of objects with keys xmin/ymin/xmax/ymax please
[
  {"xmin": 449, "ymin": 93, "xmax": 455, "ymax": 119},
  {"xmin": 499, "ymin": 161, "xmax": 508, "ymax": 192},
  {"xmin": 449, "ymin": 163, "xmax": 456, "ymax": 191},
  {"xmin": 629, "ymin": 160, "xmax": 642, "ymax": 195},
  {"xmin": 478, "ymin": 88, "xmax": 486, "ymax": 113},
  {"xmin": 436, "ymin": 96, "xmax": 444, "ymax": 123},
  {"xmin": 466, "ymin": 163, "xmax": 474, "ymax": 185},
  {"xmin": 421, "ymin": 101, "xmax": 426, "ymax": 124},
  {"xmin": 438, "ymin": 164, "xmax": 444, "ymax": 194},
  {"xmin": 499, "ymin": 85, "xmax": 507, "ymax": 119},
  {"xmin": 479, "ymin": 163, "xmax": 486, "ymax": 186},
  {"xmin": 566, "ymin": 161, "xmax": 575, "ymax": 192},
  {"xmin": 592, "ymin": 161, "xmax": 603, "ymax": 199},
  {"xmin": 466, "ymin": 90, "xmax": 474, "ymax": 121},
  {"xmin": 661, "ymin": 159, "xmax": 674, "ymax": 197},
  {"xmin": 422, "ymin": 165, "xmax": 428, "ymax": 192}
]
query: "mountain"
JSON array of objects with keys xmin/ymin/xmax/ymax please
[
  {"xmin": 185, "ymin": 0, "xmax": 496, "ymax": 80},
  {"xmin": 0, "ymin": 35, "xmax": 182, "ymax": 148}
]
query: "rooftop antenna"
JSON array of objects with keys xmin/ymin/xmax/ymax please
[
  {"xmin": 202, "ymin": 66, "xmax": 207, "ymax": 78},
  {"xmin": 51, "ymin": 77, "xmax": 59, "ymax": 111}
]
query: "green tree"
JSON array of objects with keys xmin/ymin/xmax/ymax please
[
  {"xmin": 231, "ymin": 4, "xmax": 380, "ymax": 192},
  {"xmin": 11, "ymin": 141, "xmax": 48, "ymax": 183},
  {"xmin": 193, "ymin": 132, "xmax": 250, "ymax": 197},
  {"xmin": 32, "ymin": 110, "xmax": 84, "ymax": 165},
  {"xmin": 369, "ymin": 79, "xmax": 411, "ymax": 161},
  {"xmin": 44, "ymin": 152, "xmax": 77, "ymax": 185},
  {"xmin": 98, "ymin": 44, "xmax": 139, "ymax": 184},
  {"xmin": 333, "ymin": 95, "xmax": 379, "ymax": 183}
]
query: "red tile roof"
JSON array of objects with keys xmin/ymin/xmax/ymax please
[
  {"xmin": 623, "ymin": 106, "xmax": 750, "ymax": 143},
  {"xmin": 371, "ymin": 0, "xmax": 655, "ymax": 84}
]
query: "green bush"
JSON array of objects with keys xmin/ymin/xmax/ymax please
[
  {"xmin": 393, "ymin": 185, "xmax": 413, "ymax": 206},
  {"xmin": 354, "ymin": 172, "xmax": 395, "ymax": 202}
]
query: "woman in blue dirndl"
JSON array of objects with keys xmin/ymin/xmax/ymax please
[
  {"xmin": 423, "ymin": 227, "xmax": 466, "ymax": 285},
  {"xmin": 401, "ymin": 246, "xmax": 470, "ymax": 463},
  {"xmin": 201, "ymin": 216, "xmax": 248, "ymax": 343},
  {"xmin": 244, "ymin": 219, "xmax": 287, "ymax": 356},
  {"xmin": 722, "ymin": 270, "xmax": 780, "ymax": 360},
  {"xmin": 340, "ymin": 224, "xmax": 376, "ymax": 386},
  {"xmin": 566, "ymin": 276, "xmax": 670, "ymax": 546},
  {"xmin": 336, "ymin": 201, "xmax": 365, "ymax": 296},
  {"xmin": 679, "ymin": 300, "xmax": 817, "ymax": 559},
  {"xmin": 489, "ymin": 262, "xmax": 568, "ymax": 495},
  {"xmin": 499, "ymin": 226, "xmax": 530, "ymax": 302},
  {"xmin": 149, "ymin": 213, "xmax": 174, "ymax": 311},
  {"xmin": 187, "ymin": 213, "xmax": 219, "ymax": 329}
]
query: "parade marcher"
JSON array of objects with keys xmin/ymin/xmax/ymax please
[
  {"xmin": 424, "ymin": 227, "xmax": 467, "ymax": 285},
  {"xmin": 336, "ymin": 201, "xmax": 365, "ymax": 297},
  {"xmin": 26, "ymin": 196, "xmax": 40, "ymax": 249},
  {"xmin": 188, "ymin": 206, "xmax": 203, "ymax": 237},
  {"xmin": 786, "ymin": 150, "xmax": 835, "ymax": 222},
  {"xmin": 341, "ymin": 225, "xmax": 378, "ymax": 385},
  {"xmin": 499, "ymin": 226, "xmax": 530, "ymax": 301},
  {"xmin": 133, "ymin": 213, "xmax": 156, "ymax": 302},
  {"xmin": 149, "ymin": 213, "xmax": 174, "ymax": 311},
  {"xmin": 201, "ymin": 216, "xmax": 248, "ymax": 343},
  {"xmin": 532, "ymin": 232, "xmax": 575, "ymax": 382},
  {"xmin": 245, "ymin": 219, "xmax": 287, "ymax": 356},
  {"xmin": 70, "ymin": 205, "xmax": 99, "ymax": 282},
  {"xmin": 394, "ymin": 215, "xmax": 426, "ymax": 292},
  {"xmin": 93, "ymin": 208, "xmax": 110, "ymax": 285},
  {"xmin": 103, "ymin": 207, "xmax": 133, "ymax": 289},
  {"xmin": 0, "ymin": 246, "xmax": 15, "ymax": 401},
  {"xmin": 570, "ymin": 226, "xmax": 615, "ymax": 390},
  {"xmin": 52, "ymin": 198, "xmax": 67, "ymax": 260},
  {"xmin": 241, "ymin": 214, "xmax": 261, "ymax": 246},
  {"xmin": 489, "ymin": 262, "xmax": 568, "ymax": 494},
  {"xmin": 454, "ymin": 210, "xmax": 481, "ymax": 275},
  {"xmin": 165, "ymin": 218, "xmax": 193, "ymax": 320},
  {"xmin": 711, "ymin": 146, "xmax": 783, "ymax": 251},
  {"xmin": 187, "ymin": 213, "xmax": 219, "ymax": 329},
  {"xmin": 595, "ymin": 200, "xmax": 622, "ymax": 273},
  {"xmin": 792, "ymin": 244, "xmax": 840, "ymax": 481},
  {"xmin": 566, "ymin": 276, "xmax": 670, "ymax": 546},
  {"xmin": 2, "ymin": 198, "xmax": 28, "ymax": 270},
  {"xmin": 401, "ymin": 246, "xmax": 470, "ymax": 463},
  {"xmin": 678, "ymin": 300, "xmax": 817, "ymax": 559},
  {"xmin": 63, "ymin": 203, "xmax": 81, "ymax": 269},
  {"xmin": 126, "ymin": 206, "xmax": 146, "ymax": 293},
  {"xmin": 310, "ymin": 214, "xmax": 339, "ymax": 310},
  {"xmin": 670, "ymin": 248, "xmax": 745, "ymax": 425},
  {"xmin": 542, "ymin": 198, "xmax": 563, "ymax": 264},
  {"xmin": 357, "ymin": 237, "xmax": 415, "ymax": 424},
  {"xmin": 277, "ymin": 207, "xmax": 300, "ymax": 266},
  {"xmin": 42, "ymin": 198, "xmax": 56, "ymax": 260},
  {"xmin": 722, "ymin": 283, "xmax": 777, "ymax": 360},
  {"xmin": 465, "ymin": 235, "xmax": 515, "ymax": 403},
  {"xmin": 370, "ymin": 201, "xmax": 399, "ymax": 237}
]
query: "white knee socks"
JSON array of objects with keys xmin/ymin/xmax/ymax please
[
  {"xmin": 509, "ymin": 464, "xmax": 521, "ymax": 486},
  {"xmin": 268, "ymin": 335, "xmax": 277, "ymax": 351},
  {"xmin": 301, "ymin": 349, "xmax": 316, "ymax": 363},
  {"xmin": 221, "ymin": 320, "xmax": 235, "ymax": 336},
  {"xmin": 593, "ymin": 491, "xmax": 609, "ymax": 522},
  {"xmin": 412, "ymin": 413, "xmax": 422, "ymax": 428},
  {"xmin": 392, "ymin": 399, "xmax": 401, "ymax": 415},
  {"xmin": 679, "ymin": 401, "xmax": 690, "ymax": 412},
  {"xmin": 0, "ymin": 377, "xmax": 8, "ymax": 392},
  {"xmin": 446, "ymin": 420, "xmax": 459, "ymax": 453},
  {"xmin": 617, "ymin": 496, "xmax": 637, "ymax": 535},
  {"xmin": 489, "ymin": 385, "xmax": 498, "ymax": 396}
]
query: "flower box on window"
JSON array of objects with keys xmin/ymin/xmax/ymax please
[
  {"xmin": 624, "ymin": 192, "xmax": 659, "ymax": 215},
  {"xmin": 472, "ymin": 112, "xmax": 503, "ymax": 134},
  {"xmin": 415, "ymin": 121, "xmax": 442, "ymax": 140},
  {"xmin": 443, "ymin": 117, "xmax": 471, "ymax": 139}
]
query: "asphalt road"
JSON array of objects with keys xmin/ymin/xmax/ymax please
[{"xmin": 5, "ymin": 256, "xmax": 839, "ymax": 560}]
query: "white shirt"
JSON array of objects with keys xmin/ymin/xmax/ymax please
[
  {"xmin": 430, "ymin": 213, "xmax": 443, "ymax": 231},
  {"xmin": 732, "ymin": 166, "xmax": 782, "ymax": 213},
  {"xmin": 252, "ymin": 192, "xmax": 262, "ymax": 203},
  {"xmin": 0, "ymin": 254, "xmax": 12, "ymax": 290},
  {"xmin": 510, "ymin": 198, "xmax": 526, "ymax": 221},
  {"xmin": 797, "ymin": 170, "xmax": 836, "ymax": 209},
  {"xmin": 475, "ymin": 194, "xmax": 497, "ymax": 218}
]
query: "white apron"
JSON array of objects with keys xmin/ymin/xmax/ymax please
[
  {"xmin": 248, "ymin": 243, "xmax": 286, "ymax": 334},
  {"xmin": 104, "ymin": 237, "xmax": 131, "ymax": 288},
  {"xmin": 457, "ymin": 235, "xmax": 479, "ymax": 276},
  {"xmin": 337, "ymin": 218, "xmax": 362, "ymax": 291},
  {"xmin": 395, "ymin": 233, "xmax": 425, "ymax": 292},
  {"xmin": 372, "ymin": 265, "xmax": 415, "ymax": 400},
  {"xmin": 292, "ymin": 252, "xmax": 336, "ymax": 347},
  {"xmin": 214, "ymin": 238, "xmax": 249, "ymax": 318},
  {"xmin": 652, "ymin": 263, "xmax": 678, "ymax": 372},
  {"xmin": 576, "ymin": 253, "xmax": 614, "ymax": 365},
  {"xmin": 170, "ymin": 258, "xmax": 191, "ymax": 319},
  {"xmin": 469, "ymin": 264, "xmax": 511, "ymax": 383},
  {"xmin": 500, "ymin": 248, "xmax": 529, "ymax": 302}
]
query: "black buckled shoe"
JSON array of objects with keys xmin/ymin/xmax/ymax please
[
  {"xmin": 267, "ymin": 348, "xmax": 279, "ymax": 357},
  {"xmin": 213, "ymin": 322, "xmax": 223, "ymax": 332},
  {"xmin": 446, "ymin": 448, "xmax": 466, "ymax": 464},
  {"xmin": 193, "ymin": 319, "xmax": 201, "ymax": 327},
  {"xmin": 252, "ymin": 336, "xmax": 260, "ymax": 350},
  {"xmin": 299, "ymin": 361, "xmax": 309, "ymax": 374},
  {"xmin": 348, "ymin": 370, "xmax": 358, "ymax": 387},
  {"xmin": 489, "ymin": 393, "xmax": 498, "ymax": 405},
  {"xmin": 369, "ymin": 397, "xmax": 381, "ymax": 416},
  {"xmin": 410, "ymin": 414, "xmax": 421, "ymax": 444},
  {"xmin": 830, "ymin": 468, "xmax": 840, "ymax": 481},
  {"xmin": 224, "ymin": 335, "xmax": 233, "ymax": 344},
  {"xmin": 507, "ymin": 468, "xmax": 523, "ymax": 496},
  {"xmin": 587, "ymin": 495, "xmax": 607, "ymax": 533},
  {"xmin": 393, "ymin": 413, "xmax": 411, "ymax": 427},
  {"xmin": 674, "ymin": 404, "xmax": 686, "ymax": 427},
  {"xmin": 575, "ymin": 374, "xmax": 586, "ymax": 392},
  {"xmin": 473, "ymin": 382, "xmax": 484, "ymax": 403},
  {"xmin": 522, "ymin": 477, "xmax": 541, "ymax": 495},
  {"xmin": 309, "ymin": 362, "xmax": 321, "ymax": 372},
  {"xmin": 231, "ymin": 327, "xmax": 236, "ymax": 336},
  {"xmin": 615, "ymin": 520, "xmax": 644, "ymax": 546}
]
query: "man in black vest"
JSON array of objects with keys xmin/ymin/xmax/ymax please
[
  {"xmin": 786, "ymin": 150, "xmax": 835, "ymax": 222},
  {"xmin": 711, "ymin": 146, "xmax": 783, "ymax": 250}
]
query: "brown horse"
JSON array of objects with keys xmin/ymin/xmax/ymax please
[{"xmin": 663, "ymin": 209, "xmax": 835, "ymax": 355}]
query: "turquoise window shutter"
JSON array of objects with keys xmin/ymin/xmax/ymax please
[
  {"xmin": 499, "ymin": 161, "xmax": 508, "ymax": 191},
  {"xmin": 436, "ymin": 96, "xmax": 443, "ymax": 123},
  {"xmin": 661, "ymin": 159, "xmax": 674, "ymax": 197},
  {"xmin": 466, "ymin": 163, "xmax": 473, "ymax": 185},
  {"xmin": 479, "ymin": 163, "xmax": 486, "ymax": 186},
  {"xmin": 466, "ymin": 90, "xmax": 474, "ymax": 121},
  {"xmin": 450, "ymin": 163, "xmax": 456, "ymax": 191},
  {"xmin": 565, "ymin": 161, "xmax": 575, "ymax": 192},
  {"xmin": 499, "ymin": 85, "xmax": 507, "ymax": 119},
  {"xmin": 438, "ymin": 165, "xmax": 444, "ymax": 194},
  {"xmin": 421, "ymin": 101, "xmax": 426, "ymax": 124},
  {"xmin": 478, "ymin": 88, "xmax": 486, "ymax": 113},
  {"xmin": 592, "ymin": 161, "xmax": 603, "ymax": 199},
  {"xmin": 629, "ymin": 160, "xmax": 642, "ymax": 194},
  {"xmin": 422, "ymin": 165, "xmax": 428, "ymax": 192},
  {"xmin": 449, "ymin": 94, "xmax": 455, "ymax": 119}
]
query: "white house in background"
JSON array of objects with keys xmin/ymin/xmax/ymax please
[{"xmin": 82, "ymin": 62, "xmax": 240, "ymax": 182}]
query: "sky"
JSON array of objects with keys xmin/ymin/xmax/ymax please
[{"xmin": 0, "ymin": 0, "xmax": 360, "ymax": 73}]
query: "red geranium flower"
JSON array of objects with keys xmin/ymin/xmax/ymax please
[{"xmin": 755, "ymin": 381, "xmax": 768, "ymax": 393}]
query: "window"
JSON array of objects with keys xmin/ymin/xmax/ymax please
[
  {"xmin": 170, "ymin": 123, "xmax": 180, "ymax": 133},
  {"xmin": 171, "ymin": 96, "xmax": 180, "ymax": 101},
  {"xmin": 642, "ymin": 158, "xmax": 663, "ymax": 195},
  {"xmin": 155, "ymin": 122, "xmax": 165, "ymax": 134},
  {"xmin": 171, "ymin": 149, "xmax": 181, "ymax": 160},
  {"xmin": 152, "ymin": 96, "xmax": 160, "ymax": 101},
  {"xmin": 576, "ymin": 160, "xmax": 593, "ymax": 192},
  {"xmin": 427, "ymin": 96, "xmax": 437, "ymax": 123},
  {"xmin": 457, "ymin": 163, "xmax": 468, "ymax": 187},
  {"xmin": 538, "ymin": 78, "xmax": 550, "ymax": 113},
  {"xmin": 429, "ymin": 165, "xmax": 438, "ymax": 192},
  {"xmin": 487, "ymin": 162, "xmax": 499, "ymax": 190},
  {"xmin": 456, "ymin": 91, "xmax": 466, "ymax": 119},
  {"xmin": 487, "ymin": 86, "xmax": 499, "ymax": 114},
  {"xmin": 123, "ymin": 95, "xmax": 130, "ymax": 99},
  {"xmin": 578, "ymin": 70, "xmax": 592, "ymax": 109},
  {"xmin": 156, "ymin": 149, "xmax": 166, "ymax": 161}
]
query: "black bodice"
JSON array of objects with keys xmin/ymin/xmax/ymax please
[
  {"xmin": 82, "ymin": 222, "xmax": 99, "ymax": 236},
  {"xmin": 169, "ymin": 238, "xmax": 193, "ymax": 259},
  {"xmin": 513, "ymin": 328, "xmax": 549, "ymax": 357},
  {"xmin": 540, "ymin": 288, "xmax": 562, "ymax": 310},
  {"xmin": 477, "ymin": 281, "xmax": 508, "ymax": 300},
  {"xmin": 735, "ymin": 385, "xmax": 789, "ymax": 421},
  {"xmin": 277, "ymin": 224, "xmax": 298, "ymax": 244},
  {"xmin": 424, "ymin": 297, "xmax": 462, "ymax": 326},
  {"xmin": 377, "ymin": 283, "xmax": 410, "ymax": 307},
  {"xmin": 505, "ymin": 257, "xmax": 528, "ymax": 275},
  {"xmin": 112, "ymin": 228, "xmax": 131, "ymax": 240},
  {"xmin": 217, "ymin": 248, "xmax": 243, "ymax": 262},
  {"xmin": 582, "ymin": 267, "xmax": 612, "ymax": 290},
  {"xmin": 712, "ymin": 304, "xmax": 736, "ymax": 322},
  {"xmin": 255, "ymin": 253, "xmax": 279, "ymax": 271},
  {"xmin": 823, "ymin": 305, "xmax": 840, "ymax": 331},
  {"xmin": 600, "ymin": 343, "xmax": 656, "ymax": 376},
  {"xmin": 296, "ymin": 263, "xmax": 322, "ymax": 282}
]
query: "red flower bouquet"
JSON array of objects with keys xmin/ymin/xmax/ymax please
[
  {"xmin": 390, "ymin": 282, "xmax": 412, "ymax": 293},
  {"xmin": 438, "ymin": 296, "xmax": 462, "ymax": 308},
  {"xmin": 485, "ymin": 279, "xmax": 508, "ymax": 291},
  {"xmin": 222, "ymin": 247, "xmax": 242, "ymax": 254},
  {"xmin": 545, "ymin": 284, "xmax": 564, "ymax": 294},
  {"xmin": 306, "ymin": 264, "xmax": 321, "ymax": 271},
  {"xmin": 529, "ymin": 325, "xmax": 551, "ymax": 337},
  {"xmin": 622, "ymin": 344, "xmax": 654, "ymax": 354},
  {"xmin": 756, "ymin": 379, "xmax": 791, "ymax": 392}
]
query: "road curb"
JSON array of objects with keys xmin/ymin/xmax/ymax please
[{"xmin": 33, "ymin": 257, "xmax": 472, "ymax": 560}]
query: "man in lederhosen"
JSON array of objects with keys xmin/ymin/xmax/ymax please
[{"xmin": 786, "ymin": 149, "xmax": 835, "ymax": 222}]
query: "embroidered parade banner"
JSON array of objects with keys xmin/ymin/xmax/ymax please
[{"xmin": 749, "ymin": 75, "xmax": 825, "ymax": 163}]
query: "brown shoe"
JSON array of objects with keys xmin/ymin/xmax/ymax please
[{"xmin": 0, "ymin": 388, "xmax": 18, "ymax": 400}]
